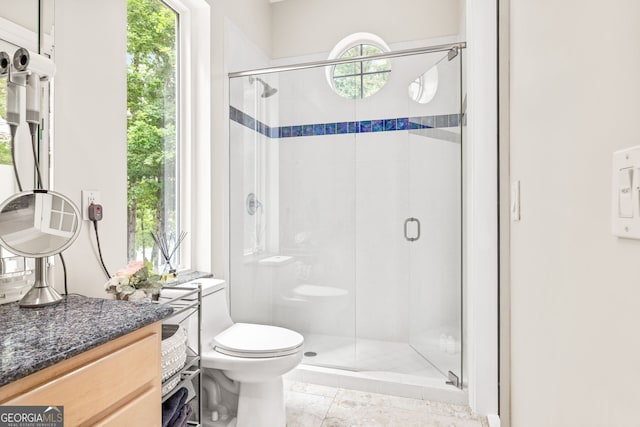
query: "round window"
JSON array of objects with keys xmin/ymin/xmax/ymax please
[
  {"xmin": 328, "ymin": 34, "xmax": 391, "ymax": 99},
  {"xmin": 408, "ymin": 65, "xmax": 439, "ymax": 104}
]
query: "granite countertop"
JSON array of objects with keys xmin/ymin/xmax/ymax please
[{"xmin": 0, "ymin": 295, "xmax": 174, "ymax": 388}]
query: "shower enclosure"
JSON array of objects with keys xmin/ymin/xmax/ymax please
[{"xmin": 228, "ymin": 43, "xmax": 465, "ymax": 389}]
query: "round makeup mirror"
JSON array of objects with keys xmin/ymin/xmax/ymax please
[{"xmin": 0, "ymin": 190, "xmax": 81, "ymax": 307}]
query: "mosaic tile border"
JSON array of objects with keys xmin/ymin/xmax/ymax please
[{"xmin": 230, "ymin": 106, "xmax": 461, "ymax": 139}]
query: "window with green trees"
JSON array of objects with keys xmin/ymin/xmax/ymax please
[
  {"xmin": 127, "ymin": 0, "xmax": 179, "ymax": 266},
  {"xmin": 332, "ymin": 44, "xmax": 391, "ymax": 99},
  {"xmin": 0, "ymin": 79, "xmax": 11, "ymax": 165}
]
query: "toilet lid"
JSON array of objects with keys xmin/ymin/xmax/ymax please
[{"xmin": 213, "ymin": 323, "xmax": 304, "ymax": 358}]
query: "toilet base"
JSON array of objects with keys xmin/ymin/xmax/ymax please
[
  {"xmin": 203, "ymin": 416, "xmax": 236, "ymax": 427},
  {"xmin": 202, "ymin": 414, "xmax": 237, "ymax": 427},
  {"xmin": 236, "ymin": 377, "xmax": 285, "ymax": 427}
]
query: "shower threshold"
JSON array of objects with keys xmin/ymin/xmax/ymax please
[{"xmin": 286, "ymin": 364, "xmax": 466, "ymax": 405}]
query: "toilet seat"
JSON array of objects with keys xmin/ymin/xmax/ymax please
[{"xmin": 212, "ymin": 323, "xmax": 304, "ymax": 358}]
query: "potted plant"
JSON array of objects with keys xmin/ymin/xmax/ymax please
[{"xmin": 104, "ymin": 261, "xmax": 163, "ymax": 301}]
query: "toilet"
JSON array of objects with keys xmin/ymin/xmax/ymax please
[{"xmin": 166, "ymin": 278, "xmax": 304, "ymax": 427}]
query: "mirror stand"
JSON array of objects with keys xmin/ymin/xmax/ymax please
[
  {"xmin": 20, "ymin": 257, "xmax": 62, "ymax": 308},
  {"xmin": 0, "ymin": 191, "xmax": 81, "ymax": 308}
]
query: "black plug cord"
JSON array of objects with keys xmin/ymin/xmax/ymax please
[
  {"xmin": 93, "ymin": 220, "xmax": 112, "ymax": 279},
  {"xmin": 29, "ymin": 123, "xmax": 44, "ymax": 189},
  {"xmin": 58, "ymin": 252, "xmax": 68, "ymax": 295}
]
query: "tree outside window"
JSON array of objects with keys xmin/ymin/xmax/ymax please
[
  {"xmin": 127, "ymin": 0, "xmax": 178, "ymax": 267},
  {"xmin": 0, "ymin": 79, "xmax": 12, "ymax": 165},
  {"xmin": 332, "ymin": 44, "xmax": 391, "ymax": 99}
]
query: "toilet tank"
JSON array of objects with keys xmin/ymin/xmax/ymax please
[
  {"xmin": 199, "ymin": 279, "xmax": 234, "ymax": 339},
  {"xmin": 160, "ymin": 278, "xmax": 233, "ymax": 350}
]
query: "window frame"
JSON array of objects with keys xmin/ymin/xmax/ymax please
[
  {"xmin": 331, "ymin": 43, "xmax": 391, "ymax": 99},
  {"xmin": 127, "ymin": 0, "xmax": 211, "ymax": 273},
  {"xmin": 167, "ymin": 0, "xmax": 211, "ymax": 274},
  {"xmin": 326, "ymin": 33, "xmax": 392, "ymax": 100},
  {"xmin": 165, "ymin": 0, "xmax": 186, "ymax": 270}
]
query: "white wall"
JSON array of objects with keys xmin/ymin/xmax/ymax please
[
  {"xmin": 53, "ymin": 0, "xmax": 128, "ymax": 297},
  {"xmin": 208, "ymin": 0, "xmax": 272, "ymax": 280},
  {"xmin": 219, "ymin": 0, "xmax": 271, "ymax": 56},
  {"xmin": 509, "ymin": 0, "xmax": 640, "ymax": 425},
  {"xmin": 209, "ymin": 0, "xmax": 227, "ymax": 281},
  {"xmin": 465, "ymin": 0, "xmax": 498, "ymax": 416},
  {"xmin": 271, "ymin": 0, "xmax": 461, "ymax": 59},
  {"xmin": 0, "ymin": 1, "xmax": 38, "ymax": 36}
]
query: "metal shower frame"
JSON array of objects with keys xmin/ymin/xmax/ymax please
[{"xmin": 228, "ymin": 42, "xmax": 467, "ymax": 78}]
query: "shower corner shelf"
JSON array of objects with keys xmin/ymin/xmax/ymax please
[{"xmin": 157, "ymin": 283, "xmax": 203, "ymax": 427}]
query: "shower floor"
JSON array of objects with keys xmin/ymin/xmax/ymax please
[
  {"xmin": 287, "ymin": 333, "xmax": 465, "ymax": 404},
  {"xmin": 300, "ymin": 333, "xmax": 446, "ymax": 379}
]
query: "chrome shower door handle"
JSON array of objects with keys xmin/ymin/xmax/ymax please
[{"xmin": 404, "ymin": 217, "xmax": 420, "ymax": 242}]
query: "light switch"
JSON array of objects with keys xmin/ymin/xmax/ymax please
[
  {"xmin": 612, "ymin": 146, "xmax": 640, "ymax": 239},
  {"xmin": 635, "ymin": 167, "xmax": 640, "ymax": 214},
  {"xmin": 618, "ymin": 168, "xmax": 633, "ymax": 218},
  {"xmin": 511, "ymin": 180, "xmax": 520, "ymax": 221}
]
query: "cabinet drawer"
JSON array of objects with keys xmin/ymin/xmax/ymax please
[
  {"xmin": 1, "ymin": 323, "xmax": 161, "ymax": 426},
  {"xmin": 93, "ymin": 384, "xmax": 160, "ymax": 426}
]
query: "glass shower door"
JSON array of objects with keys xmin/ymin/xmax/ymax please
[{"xmin": 407, "ymin": 48, "xmax": 463, "ymax": 383}]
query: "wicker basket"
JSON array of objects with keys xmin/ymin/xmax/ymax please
[
  {"xmin": 161, "ymin": 324, "xmax": 188, "ymax": 387},
  {"xmin": 162, "ymin": 375, "xmax": 182, "ymax": 396}
]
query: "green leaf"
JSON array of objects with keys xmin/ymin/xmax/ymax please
[{"xmin": 127, "ymin": 0, "xmax": 179, "ymax": 262}]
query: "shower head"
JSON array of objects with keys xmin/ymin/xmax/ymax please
[
  {"xmin": 249, "ymin": 76, "xmax": 278, "ymax": 98},
  {"xmin": 261, "ymin": 84, "xmax": 278, "ymax": 98}
]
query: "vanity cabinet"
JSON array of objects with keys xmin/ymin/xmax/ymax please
[{"xmin": 0, "ymin": 322, "xmax": 162, "ymax": 426}]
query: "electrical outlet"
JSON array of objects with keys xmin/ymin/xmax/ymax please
[{"xmin": 81, "ymin": 190, "xmax": 101, "ymax": 221}]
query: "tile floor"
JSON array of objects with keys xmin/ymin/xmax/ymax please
[{"xmin": 285, "ymin": 380, "xmax": 489, "ymax": 427}]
